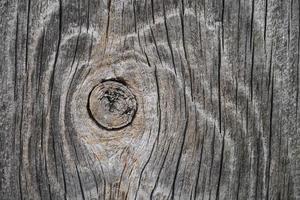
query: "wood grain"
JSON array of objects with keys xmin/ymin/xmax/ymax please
[{"xmin": 0, "ymin": 0, "xmax": 299, "ymax": 199}]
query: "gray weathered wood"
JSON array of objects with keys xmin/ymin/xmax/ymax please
[{"xmin": 0, "ymin": 0, "xmax": 299, "ymax": 199}]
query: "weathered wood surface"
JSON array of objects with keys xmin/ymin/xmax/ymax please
[{"xmin": 0, "ymin": 0, "xmax": 299, "ymax": 199}]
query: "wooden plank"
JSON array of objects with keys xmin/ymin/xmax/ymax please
[{"xmin": 0, "ymin": 0, "xmax": 299, "ymax": 199}]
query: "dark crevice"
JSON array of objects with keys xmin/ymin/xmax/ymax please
[
  {"xmin": 266, "ymin": 68, "xmax": 275, "ymax": 200},
  {"xmin": 150, "ymin": 141, "xmax": 171, "ymax": 199},
  {"xmin": 162, "ymin": 0, "xmax": 177, "ymax": 75},
  {"xmin": 49, "ymin": 0, "xmax": 62, "ymax": 103}
]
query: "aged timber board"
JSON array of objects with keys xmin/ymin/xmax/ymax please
[{"xmin": 0, "ymin": 0, "xmax": 300, "ymax": 199}]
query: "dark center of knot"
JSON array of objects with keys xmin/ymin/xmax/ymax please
[{"xmin": 88, "ymin": 81, "xmax": 137, "ymax": 130}]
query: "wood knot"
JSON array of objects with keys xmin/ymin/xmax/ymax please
[{"xmin": 88, "ymin": 80, "xmax": 137, "ymax": 130}]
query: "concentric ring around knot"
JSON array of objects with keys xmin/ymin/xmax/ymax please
[{"xmin": 88, "ymin": 80, "xmax": 137, "ymax": 130}]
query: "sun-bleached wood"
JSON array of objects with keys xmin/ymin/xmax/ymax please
[{"xmin": 0, "ymin": 0, "xmax": 299, "ymax": 199}]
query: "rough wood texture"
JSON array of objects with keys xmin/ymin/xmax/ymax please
[{"xmin": 0, "ymin": 0, "xmax": 299, "ymax": 199}]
